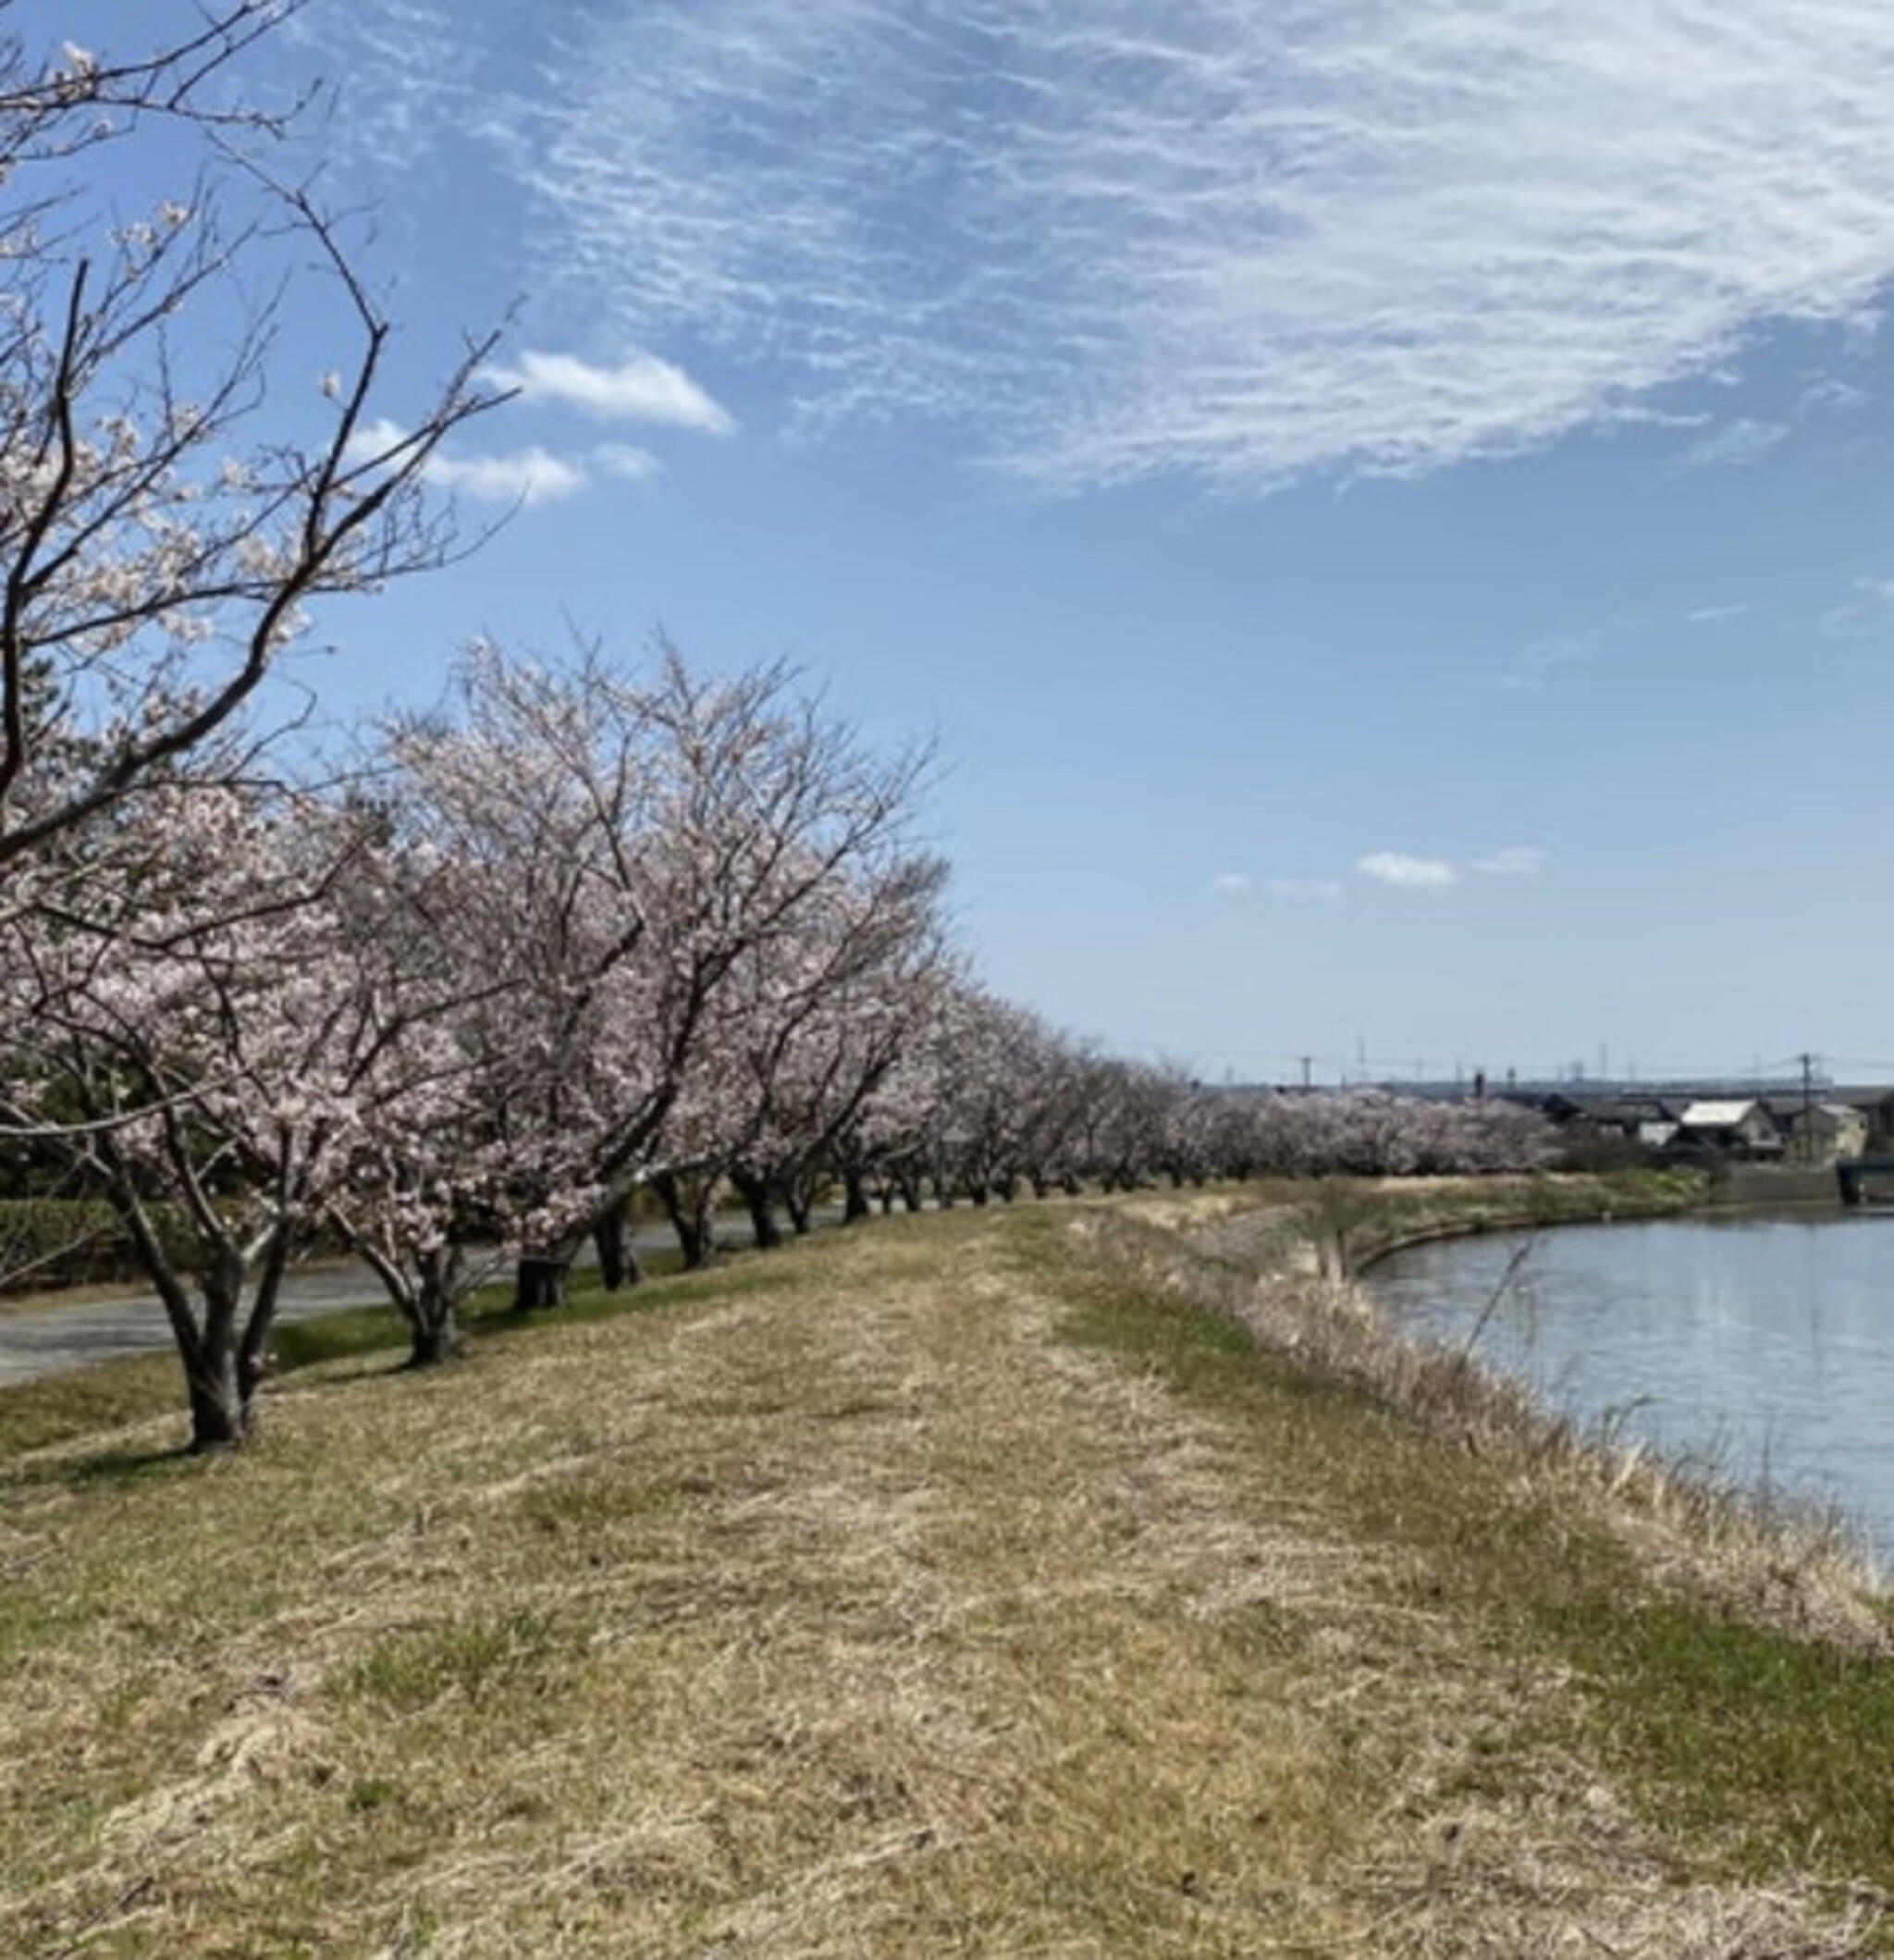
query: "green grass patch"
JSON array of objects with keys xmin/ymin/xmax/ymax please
[
  {"xmin": 338, "ymin": 1609, "xmax": 569, "ymax": 1711},
  {"xmin": 516, "ymin": 1473, "xmax": 683, "ymax": 1533},
  {"xmin": 1549, "ymin": 1594, "xmax": 1894, "ymax": 1880}
]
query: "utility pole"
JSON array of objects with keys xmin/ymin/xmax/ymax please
[
  {"xmin": 1300, "ymin": 1054, "xmax": 1312, "ymax": 1092},
  {"xmin": 1802, "ymin": 1051, "xmax": 1815, "ymax": 1164}
]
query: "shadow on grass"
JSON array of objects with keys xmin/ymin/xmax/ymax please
[
  {"xmin": 0, "ymin": 1232, "xmax": 819, "ymax": 1482},
  {"xmin": 6, "ymin": 1439, "xmax": 206, "ymax": 1492}
]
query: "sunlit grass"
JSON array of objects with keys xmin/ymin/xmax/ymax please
[
  {"xmin": 1033, "ymin": 1193, "xmax": 1894, "ymax": 1916},
  {"xmin": 0, "ymin": 1181, "xmax": 1885, "ymax": 1955}
]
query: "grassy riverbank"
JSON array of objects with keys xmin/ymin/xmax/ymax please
[{"xmin": 4, "ymin": 1179, "xmax": 1889, "ymax": 1954}]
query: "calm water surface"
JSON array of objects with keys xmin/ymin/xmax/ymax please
[{"xmin": 1365, "ymin": 1212, "xmax": 1894, "ymax": 1562}]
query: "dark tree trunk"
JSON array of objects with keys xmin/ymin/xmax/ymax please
[
  {"xmin": 652, "ymin": 1170, "xmax": 711, "ymax": 1270},
  {"xmin": 784, "ymin": 1186, "xmax": 813, "ymax": 1235},
  {"xmin": 102, "ymin": 1173, "xmax": 292, "ymax": 1451},
  {"xmin": 732, "ymin": 1168, "xmax": 782, "ymax": 1251},
  {"xmin": 513, "ymin": 1255, "xmax": 570, "ymax": 1313},
  {"xmin": 594, "ymin": 1197, "xmax": 642, "ymax": 1290},
  {"xmin": 842, "ymin": 1166, "xmax": 871, "ymax": 1224},
  {"xmin": 879, "ymin": 1185, "xmax": 895, "ymax": 1214},
  {"xmin": 898, "ymin": 1176, "xmax": 923, "ymax": 1213},
  {"xmin": 183, "ymin": 1244, "xmax": 255, "ymax": 1449},
  {"xmin": 185, "ymin": 1350, "xmax": 249, "ymax": 1450},
  {"xmin": 404, "ymin": 1250, "xmax": 464, "ymax": 1366},
  {"xmin": 407, "ymin": 1305, "xmax": 461, "ymax": 1368},
  {"xmin": 995, "ymin": 1173, "xmax": 1018, "ymax": 1203}
]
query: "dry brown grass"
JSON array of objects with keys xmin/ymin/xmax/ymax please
[
  {"xmin": 1160, "ymin": 1190, "xmax": 1887, "ymax": 1645},
  {"xmin": 0, "ymin": 1201, "xmax": 1883, "ymax": 1955}
]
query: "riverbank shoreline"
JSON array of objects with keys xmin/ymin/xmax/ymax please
[
  {"xmin": 1342, "ymin": 1165, "xmax": 1709, "ymax": 1274},
  {"xmin": 1122, "ymin": 1174, "xmax": 1887, "ymax": 1628}
]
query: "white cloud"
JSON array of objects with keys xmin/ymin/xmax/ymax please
[
  {"xmin": 1803, "ymin": 376, "xmax": 1872, "ymax": 413},
  {"xmin": 1470, "ymin": 847, "xmax": 1545, "ymax": 879},
  {"xmin": 346, "ymin": 417, "xmax": 587, "ymax": 506},
  {"xmin": 1265, "ymin": 876, "xmax": 1343, "ymax": 903},
  {"xmin": 1820, "ymin": 575, "xmax": 1894, "ymax": 637},
  {"xmin": 594, "ymin": 442, "xmax": 662, "ymax": 483},
  {"xmin": 1685, "ymin": 602, "xmax": 1753, "ymax": 625},
  {"xmin": 424, "ymin": 445, "xmax": 588, "ymax": 506},
  {"xmin": 1357, "ymin": 852, "xmax": 1457, "ymax": 891},
  {"xmin": 1672, "ymin": 417, "xmax": 1789, "ymax": 472},
  {"xmin": 1211, "ymin": 870, "xmax": 1251, "ymax": 894},
  {"xmin": 1499, "ymin": 625, "xmax": 1608, "ymax": 693},
  {"xmin": 484, "ymin": 350, "xmax": 735, "ymax": 434},
  {"xmin": 390, "ymin": 0, "xmax": 1894, "ymax": 491}
]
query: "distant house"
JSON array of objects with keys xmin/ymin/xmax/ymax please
[
  {"xmin": 1675, "ymin": 1099, "xmax": 1781, "ymax": 1158},
  {"xmin": 1792, "ymin": 1088, "xmax": 1894, "ymax": 1153},
  {"xmin": 1761, "ymin": 1094, "xmax": 1888, "ymax": 1161},
  {"xmin": 1579, "ymin": 1096, "xmax": 1679, "ymax": 1140},
  {"xmin": 1782, "ymin": 1103, "xmax": 1872, "ymax": 1164}
]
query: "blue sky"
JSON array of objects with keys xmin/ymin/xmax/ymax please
[{"xmin": 39, "ymin": 0, "xmax": 1894, "ymax": 1085}]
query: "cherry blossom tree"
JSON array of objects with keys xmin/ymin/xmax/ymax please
[
  {"xmin": 657, "ymin": 846, "xmax": 951, "ymax": 1259},
  {"xmin": 376, "ymin": 639, "xmax": 941, "ymax": 1305},
  {"xmin": 0, "ymin": 5, "xmax": 504, "ymax": 878},
  {"xmin": 0, "ymin": 782, "xmax": 372, "ymax": 1445},
  {"xmin": 365, "ymin": 644, "xmax": 661, "ymax": 1312},
  {"xmin": 616, "ymin": 651, "xmax": 938, "ymax": 1262}
]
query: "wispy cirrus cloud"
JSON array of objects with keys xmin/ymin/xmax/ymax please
[
  {"xmin": 355, "ymin": 0, "xmax": 1894, "ymax": 494},
  {"xmin": 1803, "ymin": 376, "xmax": 1873, "ymax": 414},
  {"xmin": 1671, "ymin": 417, "xmax": 1789, "ymax": 472},
  {"xmin": 305, "ymin": 4, "xmax": 1894, "ymax": 494},
  {"xmin": 1358, "ymin": 846, "xmax": 1547, "ymax": 889},
  {"xmin": 1820, "ymin": 575, "xmax": 1894, "ymax": 638},
  {"xmin": 1213, "ymin": 870, "xmax": 1344, "ymax": 901},
  {"xmin": 1357, "ymin": 852, "xmax": 1457, "ymax": 891},
  {"xmin": 593, "ymin": 442, "xmax": 662, "ymax": 484},
  {"xmin": 1470, "ymin": 847, "xmax": 1545, "ymax": 880},
  {"xmin": 1499, "ymin": 623, "xmax": 1616, "ymax": 694},
  {"xmin": 483, "ymin": 350, "xmax": 735, "ymax": 434}
]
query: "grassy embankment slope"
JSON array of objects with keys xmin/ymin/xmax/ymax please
[{"xmin": 4, "ymin": 1173, "xmax": 1891, "ymax": 1956}]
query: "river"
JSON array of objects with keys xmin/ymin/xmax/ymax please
[{"xmin": 1364, "ymin": 1210, "xmax": 1894, "ymax": 1564}]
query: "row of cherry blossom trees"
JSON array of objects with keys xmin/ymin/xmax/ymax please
[
  {"xmin": 1, "ymin": 611, "xmax": 1557, "ymax": 1449},
  {"xmin": 0, "ymin": 6, "xmax": 1557, "ymax": 1451},
  {"xmin": 825, "ymin": 1005, "xmax": 1558, "ymax": 1214},
  {"xmin": 1, "ymin": 635, "xmax": 954, "ymax": 1440}
]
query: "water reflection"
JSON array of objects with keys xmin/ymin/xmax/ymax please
[{"xmin": 1365, "ymin": 1212, "xmax": 1894, "ymax": 1561}]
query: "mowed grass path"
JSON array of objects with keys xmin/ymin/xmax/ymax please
[{"xmin": 0, "ymin": 1199, "xmax": 1884, "ymax": 1955}]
